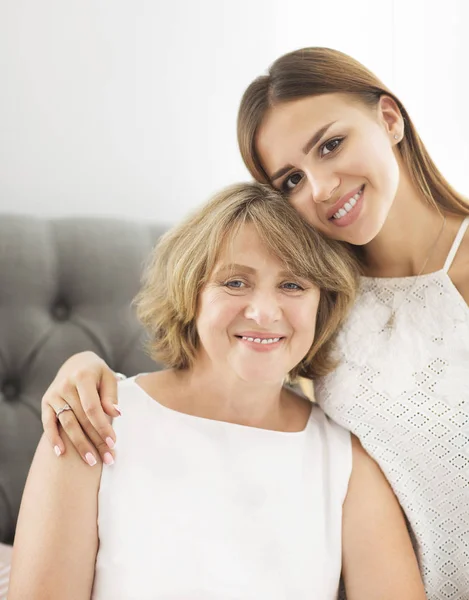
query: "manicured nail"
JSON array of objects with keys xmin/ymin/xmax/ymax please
[
  {"xmin": 85, "ymin": 452, "xmax": 97, "ymax": 466},
  {"xmin": 103, "ymin": 452, "xmax": 114, "ymax": 465},
  {"xmin": 114, "ymin": 405, "xmax": 122, "ymax": 416},
  {"xmin": 106, "ymin": 437, "xmax": 115, "ymax": 449},
  {"xmin": 54, "ymin": 445, "xmax": 62, "ymax": 457}
]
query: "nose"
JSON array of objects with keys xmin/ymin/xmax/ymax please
[
  {"xmin": 303, "ymin": 167, "xmax": 340, "ymax": 205},
  {"xmin": 244, "ymin": 289, "xmax": 282, "ymax": 326}
]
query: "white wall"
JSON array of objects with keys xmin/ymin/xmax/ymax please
[{"xmin": 0, "ymin": 0, "xmax": 468, "ymax": 224}]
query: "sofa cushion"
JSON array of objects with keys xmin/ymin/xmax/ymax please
[{"xmin": 0, "ymin": 215, "xmax": 166, "ymax": 544}]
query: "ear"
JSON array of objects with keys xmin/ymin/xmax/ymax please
[{"xmin": 377, "ymin": 95, "xmax": 404, "ymax": 140}]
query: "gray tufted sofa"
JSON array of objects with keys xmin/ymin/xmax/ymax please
[{"xmin": 0, "ymin": 214, "xmax": 167, "ymax": 551}]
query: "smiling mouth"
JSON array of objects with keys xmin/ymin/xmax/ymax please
[
  {"xmin": 329, "ymin": 185, "xmax": 364, "ymax": 221},
  {"xmin": 235, "ymin": 335, "xmax": 285, "ymax": 345}
]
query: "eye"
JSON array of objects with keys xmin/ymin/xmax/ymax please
[
  {"xmin": 320, "ymin": 137, "xmax": 343, "ymax": 157},
  {"xmin": 282, "ymin": 172, "xmax": 303, "ymax": 193},
  {"xmin": 281, "ymin": 282, "xmax": 304, "ymax": 291},
  {"xmin": 224, "ymin": 279, "xmax": 246, "ymax": 289}
]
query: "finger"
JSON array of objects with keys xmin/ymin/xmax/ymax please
[
  {"xmin": 58, "ymin": 386, "xmax": 116, "ymax": 463},
  {"xmin": 57, "ymin": 408, "xmax": 115, "ymax": 467},
  {"xmin": 98, "ymin": 369, "xmax": 121, "ymax": 418},
  {"xmin": 41, "ymin": 400, "xmax": 65, "ymax": 456},
  {"xmin": 74, "ymin": 372, "xmax": 117, "ymax": 447}
]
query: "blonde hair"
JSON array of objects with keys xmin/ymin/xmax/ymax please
[
  {"xmin": 237, "ymin": 47, "xmax": 469, "ymax": 243},
  {"xmin": 135, "ymin": 182, "xmax": 359, "ymax": 380}
]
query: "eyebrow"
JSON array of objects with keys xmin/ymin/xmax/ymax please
[
  {"xmin": 215, "ymin": 263, "xmax": 256, "ymax": 275},
  {"xmin": 269, "ymin": 120, "xmax": 337, "ymax": 183},
  {"xmin": 214, "ymin": 263, "xmax": 297, "ymax": 278}
]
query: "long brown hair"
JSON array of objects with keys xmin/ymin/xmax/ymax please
[{"xmin": 237, "ymin": 47, "xmax": 469, "ymax": 237}]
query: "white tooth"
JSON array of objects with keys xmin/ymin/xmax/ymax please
[
  {"xmin": 344, "ymin": 202, "xmax": 352, "ymax": 212},
  {"xmin": 247, "ymin": 337, "xmax": 254, "ymax": 342},
  {"xmin": 273, "ymin": 338, "xmax": 279, "ymax": 342},
  {"xmin": 349, "ymin": 197, "xmax": 357, "ymax": 207},
  {"xmin": 339, "ymin": 208, "xmax": 347, "ymax": 217},
  {"xmin": 334, "ymin": 211, "xmax": 341, "ymax": 219},
  {"xmin": 261, "ymin": 339, "xmax": 268, "ymax": 344},
  {"xmin": 254, "ymin": 338, "xmax": 261, "ymax": 343}
]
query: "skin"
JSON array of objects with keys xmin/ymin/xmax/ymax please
[
  {"xmin": 257, "ymin": 92, "xmax": 469, "ymax": 292},
  {"xmin": 10, "ymin": 226, "xmax": 426, "ymax": 599}
]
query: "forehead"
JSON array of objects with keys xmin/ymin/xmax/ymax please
[
  {"xmin": 214, "ymin": 223, "xmax": 284, "ymax": 271},
  {"xmin": 256, "ymin": 93, "xmax": 368, "ymax": 170}
]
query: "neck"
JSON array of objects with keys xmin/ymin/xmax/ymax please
[
  {"xmin": 362, "ymin": 165, "xmax": 449, "ymax": 277},
  {"xmin": 173, "ymin": 363, "xmax": 288, "ymax": 430}
]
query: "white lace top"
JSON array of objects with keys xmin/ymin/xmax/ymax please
[{"xmin": 316, "ymin": 217, "xmax": 469, "ymax": 600}]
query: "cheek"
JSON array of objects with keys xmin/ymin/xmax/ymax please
[
  {"xmin": 290, "ymin": 296, "xmax": 320, "ymax": 342},
  {"xmin": 353, "ymin": 133, "xmax": 399, "ymax": 187},
  {"xmin": 197, "ymin": 294, "xmax": 241, "ymax": 334},
  {"xmin": 288, "ymin": 193, "xmax": 324, "ymax": 232}
]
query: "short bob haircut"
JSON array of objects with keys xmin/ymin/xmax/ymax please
[{"xmin": 134, "ymin": 182, "xmax": 359, "ymax": 380}]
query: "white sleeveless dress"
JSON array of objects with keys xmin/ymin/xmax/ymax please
[
  {"xmin": 92, "ymin": 378, "xmax": 352, "ymax": 599},
  {"xmin": 316, "ymin": 217, "xmax": 469, "ymax": 599}
]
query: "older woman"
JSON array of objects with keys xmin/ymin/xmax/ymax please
[{"xmin": 9, "ymin": 183, "xmax": 425, "ymax": 599}]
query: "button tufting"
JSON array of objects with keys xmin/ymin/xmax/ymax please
[
  {"xmin": 52, "ymin": 302, "xmax": 71, "ymax": 321},
  {"xmin": 2, "ymin": 381, "xmax": 19, "ymax": 400}
]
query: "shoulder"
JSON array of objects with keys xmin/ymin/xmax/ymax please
[
  {"xmin": 349, "ymin": 434, "xmax": 376, "ymax": 472},
  {"xmin": 113, "ymin": 370, "xmax": 177, "ymax": 429},
  {"xmin": 116, "ymin": 370, "xmax": 163, "ymax": 405},
  {"xmin": 308, "ymin": 405, "xmax": 353, "ymax": 501},
  {"xmin": 346, "ymin": 434, "xmax": 392, "ymax": 502},
  {"xmin": 310, "ymin": 402, "xmax": 351, "ymax": 444},
  {"xmin": 349, "ymin": 433, "xmax": 385, "ymax": 473}
]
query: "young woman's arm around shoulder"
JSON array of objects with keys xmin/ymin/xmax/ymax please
[
  {"xmin": 342, "ymin": 435, "xmax": 426, "ymax": 599},
  {"xmin": 8, "ymin": 428, "xmax": 103, "ymax": 599}
]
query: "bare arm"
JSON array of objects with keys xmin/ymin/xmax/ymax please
[
  {"xmin": 342, "ymin": 435, "xmax": 426, "ymax": 600},
  {"xmin": 8, "ymin": 430, "xmax": 103, "ymax": 599},
  {"xmin": 41, "ymin": 351, "xmax": 121, "ymax": 463}
]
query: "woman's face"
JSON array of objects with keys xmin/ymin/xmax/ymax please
[
  {"xmin": 196, "ymin": 223, "xmax": 320, "ymax": 385},
  {"xmin": 256, "ymin": 93, "xmax": 402, "ymax": 245}
]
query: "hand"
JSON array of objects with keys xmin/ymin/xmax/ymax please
[{"xmin": 41, "ymin": 351, "xmax": 122, "ymax": 466}]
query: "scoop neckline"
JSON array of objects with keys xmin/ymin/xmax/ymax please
[{"xmin": 128, "ymin": 376, "xmax": 314, "ymax": 437}]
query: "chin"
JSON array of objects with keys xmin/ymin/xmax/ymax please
[{"xmin": 335, "ymin": 215, "xmax": 386, "ymax": 246}]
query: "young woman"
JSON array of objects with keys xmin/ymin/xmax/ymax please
[
  {"xmin": 41, "ymin": 48, "xmax": 468, "ymax": 597},
  {"xmin": 9, "ymin": 183, "xmax": 425, "ymax": 599}
]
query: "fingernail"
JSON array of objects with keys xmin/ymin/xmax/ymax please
[
  {"xmin": 114, "ymin": 405, "xmax": 122, "ymax": 416},
  {"xmin": 85, "ymin": 452, "xmax": 97, "ymax": 466},
  {"xmin": 54, "ymin": 445, "xmax": 62, "ymax": 457},
  {"xmin": 106, "ymin": 437, "xmax": 115, "ymax": 449},
  {"xmin": 103, "ymin": 452, "xmax": 114, "ymax": 466}
]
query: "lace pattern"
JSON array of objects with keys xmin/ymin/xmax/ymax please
[{"xmin": 317, "ymin": 271, "xmax": 469, "ymax": 599}]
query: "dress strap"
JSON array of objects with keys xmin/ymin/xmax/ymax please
[{"xmin": 443, "ymin": 216, "xmax": 469, "ymax": 272}]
